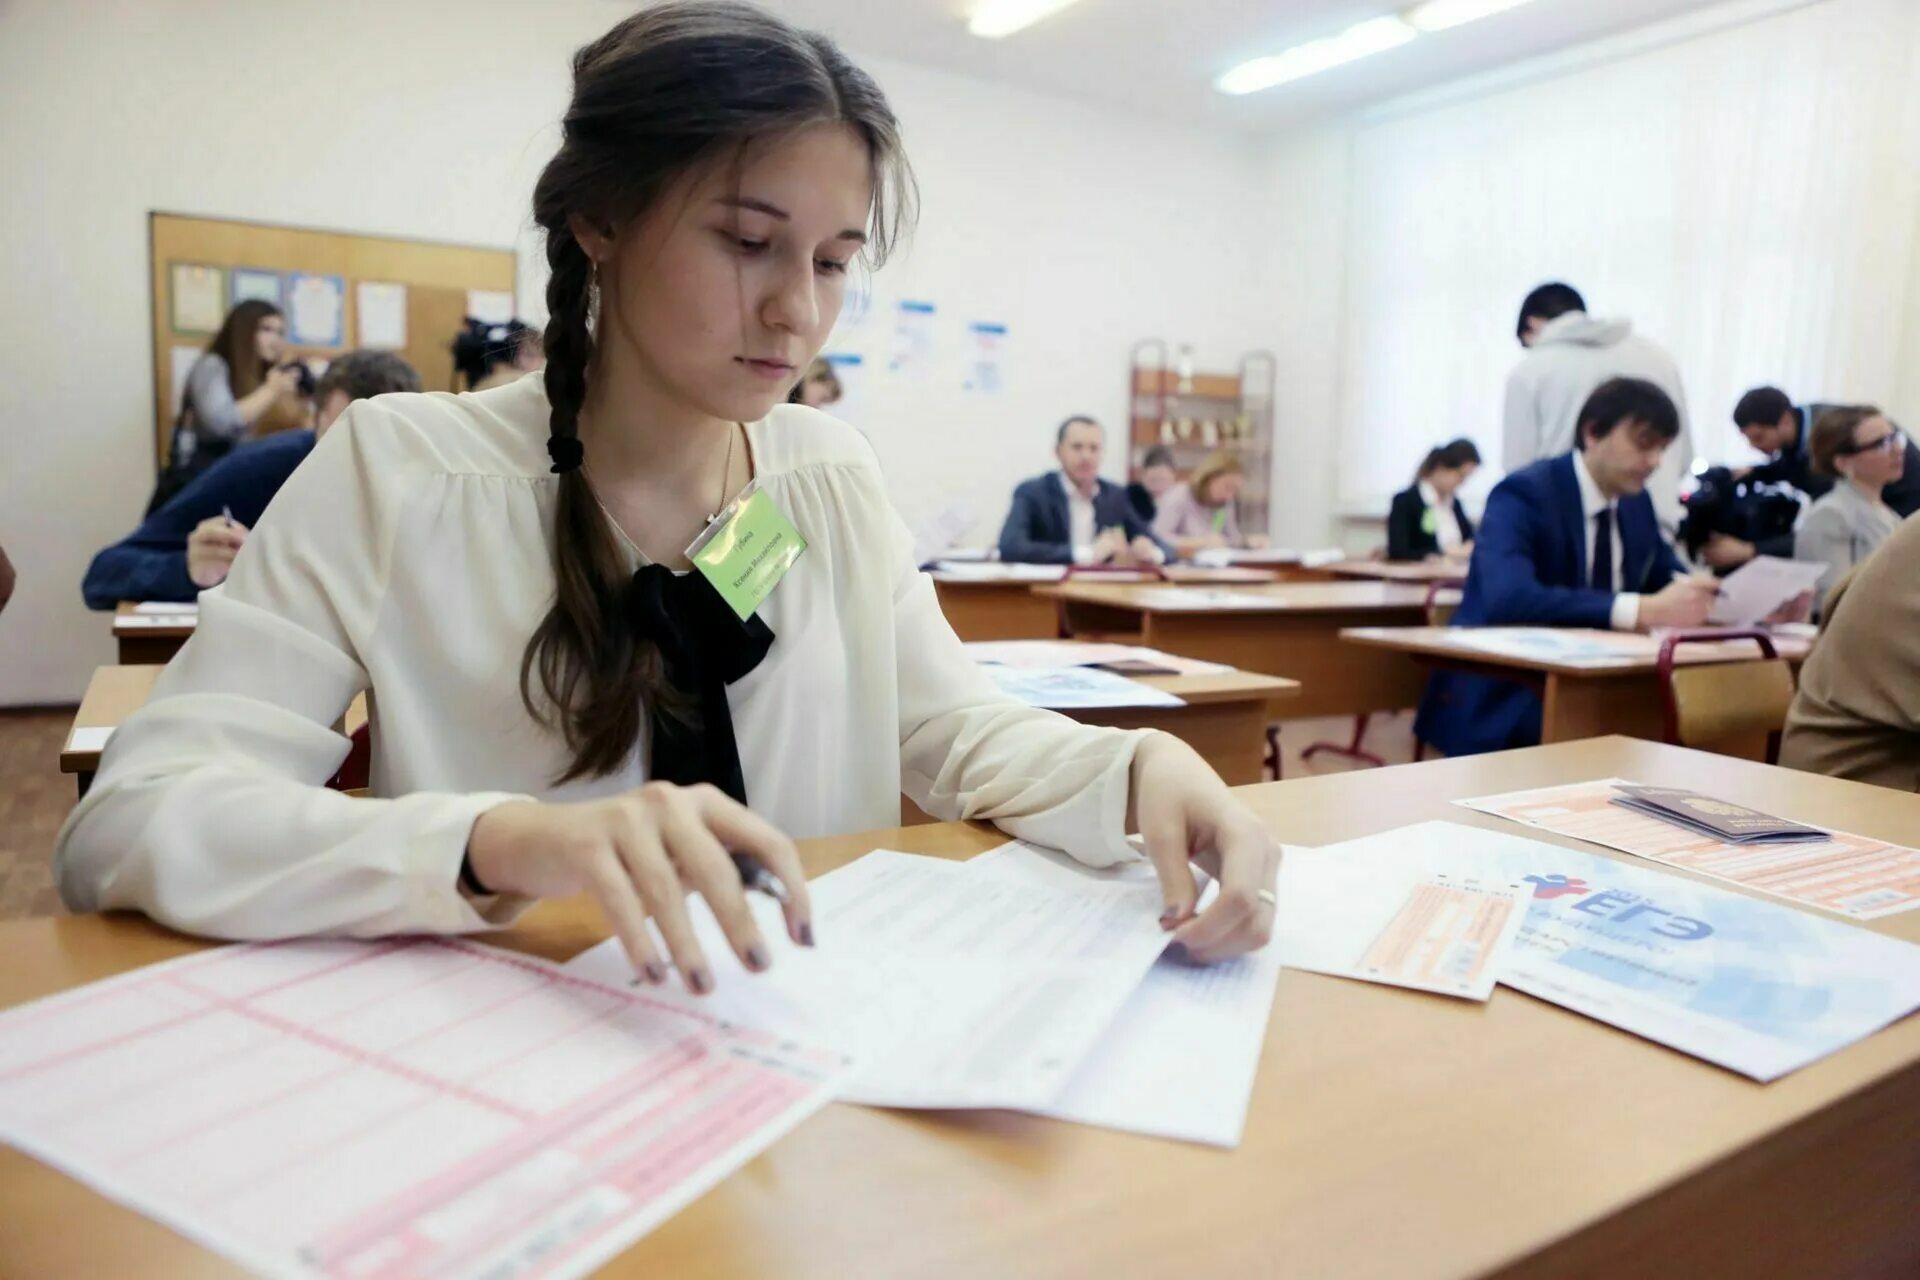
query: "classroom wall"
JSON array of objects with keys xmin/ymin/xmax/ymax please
[
  {"xmin": 0, "ymin": 0, "xmax": 1270, "ymax": 708},
  {"xmin": 1262, "ymin": 0, "xmax": 1920, "ymax": 522}
]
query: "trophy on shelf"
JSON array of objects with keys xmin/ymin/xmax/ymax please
[{"xmin": 1201, "ymin": 419, "xmax": 1219, "ymax": 446}]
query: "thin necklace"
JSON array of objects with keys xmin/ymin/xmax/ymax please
[
  {"xmin": 581, "ymin": 422, "xmax": 738, "ymax": 565},
  {"xmin": 706, "ymin": 422, "xmax": 737, "ymax": 525}
]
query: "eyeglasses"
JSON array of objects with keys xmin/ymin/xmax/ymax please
[{"xmin": 1835, "ymin": 427, "xmax": 1906, "ymax": 457}]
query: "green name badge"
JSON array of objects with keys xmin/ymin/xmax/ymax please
[{"xmin": 686, "ymin": 481, "xmax": 807, "ymax": 620}]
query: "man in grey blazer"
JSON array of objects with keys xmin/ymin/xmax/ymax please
[{"xmin": 998, "ymin": 416, "xmax": 1172, "ymax": 565}]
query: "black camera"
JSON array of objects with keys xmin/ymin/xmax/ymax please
[
  {"xmin": 281, "ymin": 360, "xmax": 317, "ymax": 397},
  {"xmin": 1677, "ymin": 466, "xmax": 1803, "ymax": 563}
]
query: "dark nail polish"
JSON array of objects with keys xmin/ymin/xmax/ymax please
[
  {"xmin": 687, "ymin": 968, "xmax": 713, "ymax": 995},
  {"xmin": 644, "ymin": 961, "xmax": 668, "ymax": 985},
  {"xmin": 1165, "ymin": 941, "xmax": 1192, "ymax": 965},
  {"xmin": 745, "ymin": 945, "xmax": 770, "ymax": 972},
  {"xmin": 798, "ymin": 922, "xmax": 816, "ymax": 948},
  {"xmin": 1160, "ymin": 908, "xmax": 1181, "ymax": 930}
]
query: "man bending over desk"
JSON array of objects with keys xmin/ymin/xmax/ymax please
[
  {"xmin": 83, "ymin": 351, "xmax": 421, "ymax": 608},
  {"xmin": 1416, "ymin": 378, "xmax": 1718, "ymax": 756},
  {"xmin": 998, "ymin": 415, "xmax": 1171, "ymax": 566}
]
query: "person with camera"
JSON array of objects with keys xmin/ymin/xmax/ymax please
[
  {"xmin": 453, "ymin": 317, "xmax": 545, "ymax": 392},
  {"xmin": 84, "ymin": 352, "xmax": 422, "ymax": 608},
  {"xmin": 1708, "ymin": 386, "xmax": 1920, "ymax": 569},
  {"xmin": 149, "ymin": 301, "xmax": 308, "ymax": 512},
  {"xmin": 1416, "ymin": 379, "xmax": 1727, "ymax": 757}
]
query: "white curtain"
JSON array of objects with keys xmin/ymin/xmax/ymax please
[{"xmin": 1334, "ymin": 0, "xmax": 1920, "ymax": 516}]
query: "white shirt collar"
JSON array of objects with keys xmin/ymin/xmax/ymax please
[
  {"xmin": 1417, "ymin": 479, "xmax": 1442, "ymax": 508},
  {"xmin": 1058, "ymin": 471, "xmax": 1096, "ymax": 503},
  {"xmin": 1571, "ymin": 450, "xmax": 1614, "ymax": 521}
]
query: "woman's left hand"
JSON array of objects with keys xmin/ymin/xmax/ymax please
[{"xmin": 1128, "ymin": 732, "xmax": 1281, "ymax": 963}]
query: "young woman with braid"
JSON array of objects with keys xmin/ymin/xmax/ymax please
[{"xmin": 56, "ymin": 2, "xmax": 1279, "ymax": 993}]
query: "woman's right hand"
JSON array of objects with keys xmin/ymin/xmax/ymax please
[{"xmin": 466, "ymin": 783, "xmax": 813, "ymax": 996}]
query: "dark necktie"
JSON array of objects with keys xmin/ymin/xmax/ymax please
[
  {"xmin": 623, "ymin": 564, "xmax": 775, "ymax": 804},
  {"xmin": 1591, "ymin": 508, "xmax": 1615, "ymax": 593}
]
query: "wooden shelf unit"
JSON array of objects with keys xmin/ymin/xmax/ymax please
[{"xmin": 1128, "ymin": 343, "xmax": 1277, "ymax": 537}]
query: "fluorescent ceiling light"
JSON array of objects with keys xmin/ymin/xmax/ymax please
[
  {"xmin": 968, "ymin": 0, "xmax": 1084, "ymax": 39},
  {"xmin": 1214, "ymin": 15, "xmax": 1416, "ymax": 95},
  {"xmin": 1403, "ymin": 0, "xmax": 1540, "ymax": 32}
]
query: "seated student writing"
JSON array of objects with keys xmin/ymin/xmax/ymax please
[
  {"xmin": 1414, "ymin": 378, "xmax": 1720, "ymax": 756},
  {"xmin": 57, "ymin": 2, "xmax": 1277, "ymax": 995},
  {"xmin": 1125, "ymin": 445, "xmax": 1177, "ymax": 524},
  {"xmin": 1153, "ymin": 450, "xmax": 1269, "ymax": 559},
  {"xmin": 1387, "ymin": 438, "xmax": 1479, "ymax": 562},
  {"xmin": 82, "ymin": 352, "xmax": 422, "ymax": 609},
  {"xmin": 999, "ymin": 415, "xmax": 1172, "ymax": 566}
]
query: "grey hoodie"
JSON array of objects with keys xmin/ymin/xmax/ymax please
[{"xmin": 1502, "ymin": 311, "xmax": 1694, "ymax": 534}]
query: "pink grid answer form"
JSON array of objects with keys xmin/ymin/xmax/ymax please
[{"xmin": 0, "ymin": 936, "xmax": 846, "ymax": 1280}]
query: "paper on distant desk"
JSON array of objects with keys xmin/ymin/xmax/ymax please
[
  {"xmin": 1707, "ymin": 556, "xmax": 1827, "ymax": 627},
  {"xmin": 1317, "ymin": 821, "xmax": 1920, "ymax": 1080},
  {"xmin": 116, "ymin": 613, "xmax": 198, "ymax": 630},
  {"xmin": 131, "ymin": 601, "xmax": 200, "ymax": 617},
  {"xmin": 966, "ymin": 842, "xmax": 1283, "ymax": 1148},
  {"xmin": 1130, "ymin": 587, "xmax": 1284, "ymax": 610},
  {"xmin": 930, "ymin": 561, "xmax": 1067, "ymax": 582},
  {"xmin": 965, "ymin": 640, "xmax": 1229, "ymax": 676},
  {"xmin": 567, "ymin": 850, "xmax": 1172, "ymax": 1111},
  {"xmin": 1459, "ymin": 778, "xmax": 1920, "ymax": 920},
  {"xmin": 0, "ymin": 938, "xmax": 847, "ymax": 1280},
  {"xmin": 1274, "ymin": 849, "xmax": 1527, "ymax": 1001},
  {"xmin": 64, "ymin": 726, "xmax": 113, "ymax": 753},
  {"xmin": 1446, "ymin": 628, "xmax": 1646, "ymax": 667},
  {"xmin": 911, "ymin": 502, "xmax": 976, "ymax": 568},
  {"xmin": 983, "ymin": 665, "xmax": 1186, "ymax": 709}
]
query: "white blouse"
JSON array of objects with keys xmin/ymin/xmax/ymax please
[
  {"xmin": 56, "ymin": 377, "xmax": 1145, "ymax": 938},
  {"xmin": 1416, "ymin": 480, "xmax": 1465, "ymax": 554}
]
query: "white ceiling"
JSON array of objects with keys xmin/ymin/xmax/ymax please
[{"xmin": 760, "ymin": 0, "xmax": 1735, "ymax": 133}]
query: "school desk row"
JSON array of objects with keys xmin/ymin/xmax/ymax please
[
  {"xmin": 10, "ymin": 735, "xmax": 1919, "ymax": 1278},
  {"xmin": 95, "ymin": 583, "xmax": 1810, "ymax": 798}
]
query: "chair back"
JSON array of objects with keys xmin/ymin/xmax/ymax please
[
  {"xmin": 1424, "ymin": 577, "xmax": 1468, "ymax": 628},
  {"xmin": 1658, "ymin": 630, "xmax": 1796, "ymax": 763}
]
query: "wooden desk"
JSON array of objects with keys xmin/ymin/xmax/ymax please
[
  {"xmin": 112, "ymin": 604, "xmax": 195, "ymax": 664},
  {"xmin": 903, "ymin": 663, "xmax": 1298, "ymax": 823},
  {"xmin": 930, "ymin": 566, "xmax": 1280, "ymax": 642},
  {"xmin": 62, "ymin": 665, "xmax": 369, "ymax": 799},
  {"xmin": 1341, "ymin": 626, "xmax": 1811, "ymax": 744},
  {"xmin": 5, "ymin": 737, "xmax": 1917, "ymax": 1278},
  {"xmin": 1035, "ymin": 581, "xmax": 1438, "ymax": 718},
  {"xmin": 1325, "ymin": 558, "xmax": 1469, "ymax": 584}
]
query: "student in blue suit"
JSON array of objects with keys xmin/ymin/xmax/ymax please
[
  {"xmin": 1415, "ymin": 378, "xmax": 1720, "ymax": 756},
  {"xmin": 998, "ymin": 415, "xmax": 1173, "ymax": 565},
  {"xmin": 83, "ymin": 351, "xmax": 420, "ymax": 609}
]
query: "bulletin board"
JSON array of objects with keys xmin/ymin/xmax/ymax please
[{"xmin": 148, "ymin": 212, "xmax": 518, "ymax": 467}]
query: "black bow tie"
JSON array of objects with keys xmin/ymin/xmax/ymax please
[{"xmin": 623, "ymin": 564, "xmax": 775, "ymax": 804}]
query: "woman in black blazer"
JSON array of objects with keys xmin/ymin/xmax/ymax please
[{"xmin": 1387, "ymin": 438, "xmax": 1480, "ymax": 562}]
